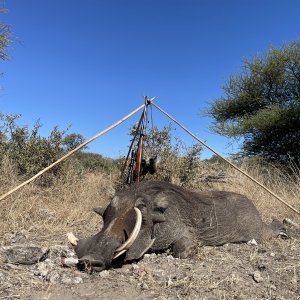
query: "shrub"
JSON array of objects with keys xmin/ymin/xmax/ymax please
[{"xmin": 123, "ymin": 124, "xmax": 204, "ymax": 189}]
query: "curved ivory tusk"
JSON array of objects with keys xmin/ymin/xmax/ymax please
[
  {"xmin": 114, "ymin": 207, "xmax": 142, "ymax": 255},
  {"xmin": 113, "ymin": 249, "xmax": 127, "ymax": 259},
  {"xmin": 67, "ymin": 232, "xmax": 79, "ymax": 246}
]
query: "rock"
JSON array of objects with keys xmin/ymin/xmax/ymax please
[
  {"xmin": 247, "ymin": 239, "xmax": 258, "ymax": 246},
  {"xmin": 120, "ymin": 264, "xmax": 132, "ymax": 273},
  {"xmin": 50, "ymin": 245, "xmax": 76, "ymax": 259},
  {"xmin": 257, "ymin": 259, "xmax": 267, "ymax": 271},
  {"xmin": 167, "ymin": 278, "xmax": 173, "ymax": 287},
  {"xmin": 60, "ymin": 273, "xmax": 73, "ymax": 284},
  {"xmin": 143, "ymin": 253, "xmax": 157, "ymax": 259},
  {"xmin": 270, "ymin": 252, "xmax": 275, "ymax": 257},
  {"xmin": 73, "ymin": 276, "xmax": 83, "ymax": 284},
  {"xmin": 252, "ymin": 271, "xmax": 264, "ymax": 283},
  {"xmin": 46, "ymin": 271, "xmax": 61, "ymax": 283},
  {"xmin": 99, "ymin": 270, "xmax": 110, "ymax": 278},
  {"xmin": 138, "ymin": 282, "xmax": 149, "ymax": 290},
  {"xmin": 1, "ymin": 245, "xmax": 49, "ymax": 265},
  {"xmin": 167, "ymin": 255, "xmax": 175, "ymax": 261},
  {"xmin": 34, "ymin": 259, "xmax": 55, "ymax": 278},
  {"xmin": 9, "ymin": 231, "xmax": 29, "ymax": 244},
  {"xmin": 61, "ymin": 257, "xmax": 79, "ymax": 267}
]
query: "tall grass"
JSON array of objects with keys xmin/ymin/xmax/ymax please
[
  {"xmin": 0, "ymin": 157, "xmax": 299, "ymax": 242},
  {"xmin": 0, "ymin": 159, "xmax": 116, "ymax": 241},
  {"xmin": 210, "ymin": 159, "xmax": 300, "ymax": 223}
]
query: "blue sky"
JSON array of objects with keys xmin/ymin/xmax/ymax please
[{"xmin": 1, "ymin": 0, "xmax": 299, "ymax": 158}]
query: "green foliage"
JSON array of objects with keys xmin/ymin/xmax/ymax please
[
  {"xmin": 72, "ymin": 152, "xmax": 117, "ymax": 173},
  {"xmin": 208, "ymin": 41, "xmax": 300, "ymax": 165},
  {"xmin": 0, "ymin": 113, "xmax": 120, "ymax": 185},
  {"xmin": 62, "ymin": 133, "xmax": 85, "ymax": 152},
  {"xmin": 0, "ymin": 113, "xmax": 67, "ymax": 183},
  {"xmin": 128, "ymin": 124, "xmax": 203, "ymax": 188},
  {"xmin": 0, "ymin": 113, "xmax": 93, "ymax": 185},
  {"xmin": 0, "ymin": 8, "xmax": 11, "ymax": 61}
]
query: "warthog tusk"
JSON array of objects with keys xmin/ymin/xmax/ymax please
[
  {"xmin": 113, "ymin": 207, "xmax": 142, "ymax": 259},
  {"xmin": 67, "ymin": 232, "xmax": 79, "ymax": 246},
  {"xmin": 113, "ymin": 249, "xmax": 127, "ymax": 259}
]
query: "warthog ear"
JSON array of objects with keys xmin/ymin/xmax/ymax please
[
  {"xmin": 153, "ymin": 194, "xmax": 169, "ymax": 213},
  {"xmin": 93, "ymin": 207, "xmax": 106, "ymax": 216}
]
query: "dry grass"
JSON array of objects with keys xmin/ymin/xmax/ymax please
[
  {"xmin": 0, "ymin": 158, "xmax": 299, "ymax": 241},
  {"xmin": 209, "ymin": 160, "xmax": 300, "ymax": 223},
  {"xmin": 0, "ymin": 161, "xmax": 116, "ymax": 241}
]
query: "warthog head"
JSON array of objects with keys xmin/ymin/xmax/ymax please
[{"xmin": 72, "ymin": 185, "xmax": 167, "ymax": 272}]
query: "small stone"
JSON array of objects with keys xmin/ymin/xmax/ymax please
[
  {"xmin": 167, "ymin": 255, "xmax": 174, "ymax": 260},
  {"xmin": 137, "ymin": 282, "xmax": 149, "ymax": 290},
  {"xmin": 252, "ymin": 271, "xmax": 264, "ymax": 283},
  {"xmin": 99, "ymin": 270, "xmax": 110, "ymax": 278},
  {"xmin": 46, "ymin": 271, "xmax": 60, "ymax": 283},
  {"xmin": 247, "ymin": 239, "xmax": 258, "ymax": 246},
  {"xmin": 121, "ymin": 264, "xmax": 131, "ymax": 272},
  {"xmin": 61, "ymin": 257, "xmax": 79, "ymax": 267},
  {"xmin": 60, "ymin": 274, "xmax": 73, "ymax": 284},
  {"xmin": 167, "ymin": 278, "xmax": 173, "ymax": 287},
  {"xmin": 144, "ymin": 253, "xmax": 156, "ymax": 259},
  {"xmin": 257, "ymin": 259, "xmax": 267, "ymax": 271},
  {"xmin": 270, "ymin": 252, "xmax": 275, "ymax": 257},
  {"xmin": 39, "ymin": 270, "xmax": 48, "ymax": 278},
  {"xmin": 73, "ymin": 277, "xmax": 83, "ymax": 284},
  {"xmin": 34, "ymin": 259, "xmax": 55, "ymax": 278},
  {"xmin": 270, "ymin": 284, "xmax": 276, "ymax": 291},
  {"xmin": 132, "ymin": 264, "xmax": 139, "ymax": 270}
]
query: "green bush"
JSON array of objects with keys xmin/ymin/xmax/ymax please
[{"xmin": 124, "ymin": 124, "xmax": 203, "ymax": 189}]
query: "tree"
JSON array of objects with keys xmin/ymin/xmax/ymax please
[
  {"xmin": 0, "ymin": 8, "xmax": 11, "ymax": 62},
  {"xmin": 207, "ymin": 41, "xmax": 300, "ymax": 165},
  {"xmin": 63, "ymin": 133, "xmax": 85, "ymax": 152}
]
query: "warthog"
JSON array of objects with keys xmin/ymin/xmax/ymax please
[{"xmin": 69, "ymin": 181, "xmax": 285, "ymax": 272}]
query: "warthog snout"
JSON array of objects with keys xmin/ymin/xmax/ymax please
[{"xmin": 78, "ymin": 255, "xmax": 106, "ymax": 272}]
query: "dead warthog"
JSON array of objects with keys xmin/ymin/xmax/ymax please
[{"xmin": 68, "ymin": 181, "xmax": 286, "ymax": 272}]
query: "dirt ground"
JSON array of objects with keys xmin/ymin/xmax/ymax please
[{"xmin": 0, "ymin": 227, "xmax": 299, "ymax": 300}]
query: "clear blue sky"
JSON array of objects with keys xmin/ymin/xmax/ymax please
[{"xmin": 1, "ymin": 0, "xmax": 299, "ymax": 158}]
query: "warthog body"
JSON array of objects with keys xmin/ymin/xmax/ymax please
[{"xmin": 74, "ymin": 181, "xmax": 283, "ymax": 271}]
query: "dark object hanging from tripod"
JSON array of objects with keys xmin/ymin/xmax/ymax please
[{"xmin": 141, "ymin": 156, "xmax": 158, "ymax": 176}]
